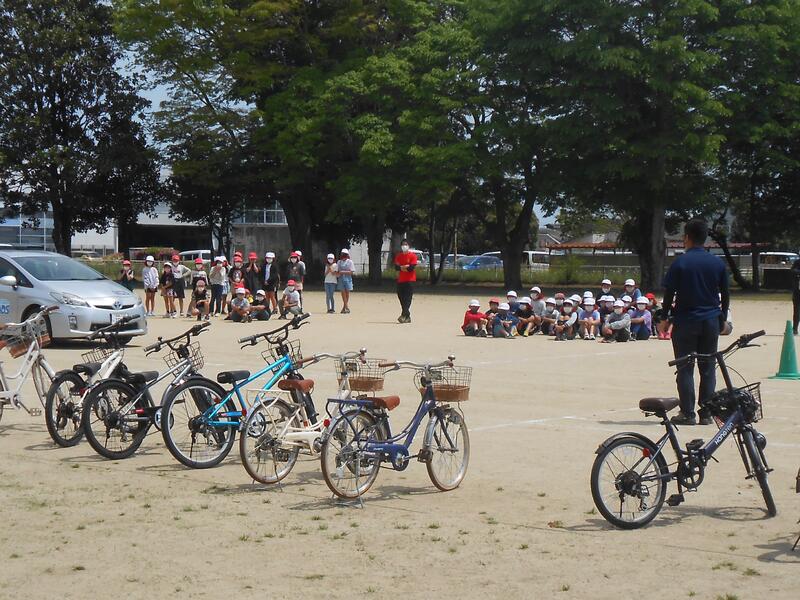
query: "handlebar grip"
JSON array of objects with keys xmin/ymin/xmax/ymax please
[
  {"xmin": 294, "ymin": 356, "xmax": 315, "ymax": 367},
  {"xmin": 238, "ymin": 335, "xmax": 254, "ymax": 344},
  {"xmin": 379, "ymin": 361, "xmax": 396, "ymax": 368},
  {"xmin": 291, "ymin": 313, "xmax": 311, "ymax": 327},
  {"xmin": 191, "ymin": 321, "xmax": 211, "ymax": 335},
  {"xmin": 144, "ymin": 343, "xmax": 159, "ymax": 352},
  {"xmin": 668, "ymin": 354, "xmax": 694, "ymax": 367},
  {"xmin": 740, "ymin": 330, "xmax": 766, "ymax": 345},
  {"xmin": 43, "ymin": 305, "xmax": 59, "ymax": 314}
]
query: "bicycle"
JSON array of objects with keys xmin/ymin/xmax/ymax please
[
  {"xmin": 240, "ymin": 348, "xmax": 383, "ymax": 485},
  {"xmin": 44, "ymin": 315, "xmax": 137, "ymax": 446},
  {"xmin": 0, "ymin": 306, "xmax": 60, "ymax": 424},
  {"xmin": 320, "ymin": 356, "xmax": 471, "ymax": 501},
  {"xmin": 159, "ymin": 312, "xmax": 311, "ymax": 469},
  {"xmin": 590, "ymin": 330, "xmax": 774, "ymax": 529},
  {"xmin": 80, "ymin": 322, "xmax": 211, "ymax": 459}
]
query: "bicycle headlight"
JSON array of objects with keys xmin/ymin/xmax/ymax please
[{"xmin": 50, "ymin": 291, "xmax": 89, "ymax": 307}]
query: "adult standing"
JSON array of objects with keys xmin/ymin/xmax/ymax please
[
  {"xmin": 336, "ymin": 249, "xmax": 354, "ymax": 314},
  {"xmin": 791, "ymin": 255, "xmax": 800, "ymax": 334},
  {"xmin": 394, "ymin": 239, "xmax": 418, "ymax": 323},
  {"xmin": 662, "ymin": 219, "xmax": 730, "ymax": 425}
]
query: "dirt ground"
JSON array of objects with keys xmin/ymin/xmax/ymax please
[{"xmin": 1, "ymin": 289, "xmax": 799, "ymax": 600}]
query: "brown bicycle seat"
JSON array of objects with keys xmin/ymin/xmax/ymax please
[
  {"xmin": 278, "ymin": 379, "xmax": 314, "ymax": 394},
  {"xmin": 371, "ymin": 396, "xmax": 400, "ymax": 411},
  {"xmin": 639, "ymin": 397, "xmax": 680, "ymax": 413}
]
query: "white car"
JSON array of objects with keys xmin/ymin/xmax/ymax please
[
  {"xmin": 179, "ymin": 249, "xmax": 212, "ymax": 264},
  {"xmin": 0, "ymin": 250, "xmax": 146, "ymax": 343}
]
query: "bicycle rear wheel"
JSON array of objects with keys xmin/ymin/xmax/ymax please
[
  {"xmin": 82, "ymin": 379, "xmax": 150, "ymax": 459},
  {"xmin": 741, "ymin": 429, "xmax": 776, "ymax": 517},
  {"xmin": 32, "ymin": 359, "xmax": 55, "ymax": 407},
  {"xmin": 161, "ymin": 378, "xmax": 236, "ymax": 469},
  {"xmin": 425, "ymin": 408, "xmax": 470, "ymax": 491},
  {"xmin": 240, "ymin": 398, "xmax": 301, "ymax": 484},
  {"xmin": 321, "ymin": 410, "xmax": 384, "ymax": 499},
  {"xmin": 45, "ymin": 371, "xmax": 85, "ymax": 447},
  {"xmin": 590, "ymin": 436, "xmax": 668, "ymax": 529}
]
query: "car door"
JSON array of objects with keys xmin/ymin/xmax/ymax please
[{"xmin": 0, "ymin": 257, "xmax": 20, "ymax": 323}]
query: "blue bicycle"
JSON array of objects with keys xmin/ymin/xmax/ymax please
[
  {"xmin": 320, "ymin": 356, "xmax": 471, "ymax": 500},
  {"xmin": 160, "ymin": 313, "xmax": 311, "ymax": 468}
]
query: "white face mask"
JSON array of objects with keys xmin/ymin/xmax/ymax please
[
  {"xmin": 602, "ymin": 286, "xmax": 610, "ymax": 293},
  {"xmin": 401, "ymin": 245, "xmax": 409, "ymax": 252},
  {"xmin": 266, "ymin": 258, "xmax": 272, "ymax": 264},
  {"xmin": 327, "ymin": 258, "xmax": 334, "ymax": 263},
  {"xmin": 256, "ymin": 296, "xmax": 264, "ymax": 301},
  {"xmin": 584, "ymin": 305, "xmax": 594, "ymax": 312},
  {"xmin": 564, "ymin": 306, "xmax": 572, "ymax": 314},
  {"xmin": 507, "ymin": 297, "xmax": 515, "ymax": 303},
  {"xmin": 287, "ymin": 286, "xmax": 295, "ymax": 293},
  {"xmin": 625, "ymin": 286, "xmax": 633, "ymax": 292},
  {"xmin": 555, "ymin": 299, "xmax": 563, "ymax": 306},
  {"xmin": 197, "ymin": 285, "xmax": 206, "ymax": 292},
  {"xmin": 614, "ymin": 308, "xmax": 623, "ymax": 315},
  {"xmin": 234, "ymin": 261, "xmax": 242, "ymax": 268},
  {"xmin": 636, "ymin": 305, "xmax": 647, "ymax": 311}
]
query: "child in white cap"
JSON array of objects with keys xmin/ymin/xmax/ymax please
[
  {"xmin": 579, "ymin": 297, "xmax": 600, "ymax": 340},
  {"xmin": 514, "ymin": 297, "xmax": 536, "ymax": 336},
  {"xmin": 629, "ymin": 296, "xmax": 652, "ymax": 340},
  {"xmin": 554, "ymin": 298, "xmax": 578, "ymax": 340},
  {"xmin": 506, "ymin": 290, "xmax": 519, "ymax": 313},
  {"xmin": 540, "ymin": 298, "xmax": 560, "ymax": 335},
  {"xmin": 142, "ymin": 255, "xmax": 159, "ymax": 316},
  {"xmin": 598, "ymin": 278, "xmax": 613, "ymax": 299},
  {"xmin": 324, "ymin": 253, "xmax": 339, "ymax": 313},
  {"xmin": 492, "ymin": 302, "xmax": 518, "ymax": 338},
  {"xmin": 462, "ymin": 299, "xmax": 488, "ymax": 337},
  {"xmin": 601, "ymin": 299, "xmax": 631, "ymax": 342},
  {"xmin": 623, "ymin": 278, "xmax": 642, "ymax": 301}
]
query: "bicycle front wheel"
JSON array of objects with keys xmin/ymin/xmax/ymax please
[
  {"xmin": 590, "ymin": 436, "xmax": 668, "ymax": 529},
  {"xmin": 321, "ymin": 410, "xmax": 384, "ymax": 499},
  {"xmin": 240, "ymin": 398, "xmax": 301, "ymax": 484},
  {"xmin": 425, "ymin": 407, "xmax": 470, "ymax": 491},
  {"xmin": 161, "ymin": 378, "xmax": 236, "ymax": 469},
  {"xmin": 741, "ymin": 429, "xmax": 776, "ymax": 517},
  {"xmin": 32, "ymin": 359, "xmax": 55, "ymax": 407},
  {"xmin": 82, "ymin": 379, "xmax": 150, "ymax": 459},
  {"xmin": 45, "ymin": 371, "xmax": 86, "ymax": 447}
]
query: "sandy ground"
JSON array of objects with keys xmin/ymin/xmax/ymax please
[{"xmin": 1, "ymin": 289, "xmax": 799, "ymax": 600}]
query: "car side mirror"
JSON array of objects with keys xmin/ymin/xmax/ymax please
[{"xmin": 0, "ymin": 275, "xmax": 18, "ymax": 288}]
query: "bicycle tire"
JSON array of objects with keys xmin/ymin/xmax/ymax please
[
  {"xmin": 45, "ymin": 371, "xmax": 86, "ymax": 447},
  {"xmin": 240, "ymin": 398, "xmax": 301, "ymax": 484},
  {"xmin": 82, "ymin": 379, "xmax": 151, "ymax": 459},
  {"xmin": 161, "ymin": 378, "xmax": 236, "ymax": 469},
  {"xmin": 321, "ymin": 410, "xmax": 384, "ymax": 499},
  {"xmin": 590, "ymin": 436, "xmax": 668, "ymax": 529},
  {"xmin": 741, "ymin": 429, "xmax": 777, "ymax": 517},
  {"xmin": 425, "ymin": 408, "xmax": 470, "ymax": 491},
  {"xmin": 32, "ymin": 359, "xmax": 55, "ymax": 407}
]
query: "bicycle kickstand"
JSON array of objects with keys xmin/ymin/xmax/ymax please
[{"xmin": 792, "ymin": 529, "xmax": 800, "ymax": 552}]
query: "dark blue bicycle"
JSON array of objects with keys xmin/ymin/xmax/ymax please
[
  {"xmin": 590, "ymin": 330, "xmax": 774, "ymax": 529},
  {"xmin": 159, "ymin": 313, "xmax": 310, "ymax": 468},
  {"xmin": 320, "ymin": 356, "xmax": 470, "ymax": 500}
]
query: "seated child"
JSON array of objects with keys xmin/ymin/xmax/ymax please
[
  {"xmin": 598, "ymin": 295, "xmax": 614, "ymax": 325},
  {"xmin": 554, "ymin": 292, "xmax": 565, "ymax": 312},
  {"xmin": 484, "ymin": 297, "xmax": 500, "ymax": 329},
  {"xmin": 462, "ymin": 299, "xmax": 488, "ymax": 337},
  {"xmin": 621, "ymin": 294, "xmax": 632, "ymax": 311},
  {"xmin": 629, "ymin": 297, "xmax": 652, "ymax": 340},
  {"xmin": 623, "ymin": 278, "xmax": 642, "ymax": 301},
  {"xmin": 578, "ymin": 297, "xmax": 600, "ymax": 340},
  {"xmin": 645, "ymin": 293, "xmax": 658, "ymax": 335},
  {"xmin": 601, "ymin": 299, "xmax": 631, "ymax": 342},
  {"xmin": 492, "ymin": 302, "xmax": 518, "ymax": 338},
  {"xmin": 190, "ymin": 279, "xmax": 211, "ymax": 321},
  {"xmin": 506, "ymin": 290, "xmax": 519, "ymax": 313},
  {"xmin": 554, "ymin": 298, "xmax": 578, "ymax": 341},
  {"xmin": 280, "ymin": 279, "xmax": 302, "ymax": 318},
  {"xmin": 654, "ymin": 297, "xmax": 673, "ymax": 340},
  {"xmin": 529, "ymin": 286, "xmax": 545, "ymax": 330},
  {"xmin": 514, "ymin": 297, "xmax": 536, "ymax": 336},
  {"xmin": 540, "ymin": 298, "xmax": 559, "ymax": 335},
  {"xmin": 250, "ymin": 290, "xmax": 271, "ymax": 321},
  {"xmin": 228, "ymin": 287, "xmax": 251, "ymax": 322}
]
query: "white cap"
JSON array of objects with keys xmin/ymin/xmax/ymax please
[
  {"xmin": 600, "ymin": 295, "xmax": 612, "ymax": 302},
  {"xmin": 563, "ymin": 299, "xmax": 574, "ymax": 306},
  {"xmin": 583, "ymin": 290, "xmax": 593, "ymax": 297},
  {"xmin": 584, "ymin": 296, "xmax": 595, "ymax": 304},
  {"xmin": 499, "ymin": 302, "xmax": 510, "ymax": 310},
  {"xmin": 235, "ymin": 288, "xmax": 246, "ymax": 294},
  {"xmin": 295, "ymin": 250, "xmax": 303, "ymax": 257},
  {"xmin": 506, "ymin": 290, "xmax": 518, "ymax": 298},
  {"xmin": 468, "ymin": 299, "xmax": 480, "ymax": 307},
  {"xmin": 145, "ymin": 255, "xmax": 154, "ymax": 262},
  {"xmin": 614, "ymin": 299, "xmax": 625, "ymax": 307},
  {"xmin": 545, "ymin": 297, "xmax": 556, "ymax": 305},
  {"xmin": 265, "ymin": 252, "xmax": 275, "ymax": 259},
  {"xmin": 256, "ymin": 289, "xmax": 265, "ymax": 296},
  {"xmin": 605, "ymin": 296, "xmax": 616, "ymax": 303},
  {"xmin": 570, "ymin": 294, "xmax": 581, "ymax": 303},
  {"xmin": 625, "ymin": 278, "xmax": 636, "ymax": 286},
  {"xmin": 601, "ymin": 278, "xmax": 611, "ymax": 285},
  {"xmin": 530, "ymin": 286, "xmax": 541, "ymax": 293},
  {"xmin": 635, "ymin": 296, "xmax": 648, "ymax": 305},
  {"xmin": 622, "ymin": 295, "xmax": 632, "ymax": 303},
  {"xmin": 341, "ymin": 248, "xmax": 350, "ymax": 255},
  {"xmin": 519, "ymin": 296, "xmax": 531, "ymax": 305},
  {"xmin": 327, "ymin": 253, "xmax": 335, "ymax": 259}
]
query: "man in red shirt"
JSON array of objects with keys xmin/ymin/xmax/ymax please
[{"xmin": 394, "ymin": 239, "xmax": 418, "ymax": 323}]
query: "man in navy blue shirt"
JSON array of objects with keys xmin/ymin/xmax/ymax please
[{"xmin": 662, "ymin": 219, "xmax": 730, "ymax": 425}]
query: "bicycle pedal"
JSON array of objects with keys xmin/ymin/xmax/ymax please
[
  {"xmin": 28, "ymin": 408, "xmax": 42, "ymax": 417},
  {"xmin": 666, "ymin": 493, "xmax": 685, "ymax": 507},
  {"xmin": 686, "ymin": 439, "xmax": 704, "ymax": 452}
]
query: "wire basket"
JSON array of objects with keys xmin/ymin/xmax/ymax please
[
  {"xmin": 415, "ymin": 366, "xmax": 472, "ymax": 402},
  {"xmin": 81, "ymin": 345, "xmax": 118, "ymax": 365},
  {"xmin": 335, "ymin": 358, "xmax": 387, "ymax": 393},
  {"xmin": 163, "ymin": 341, "xmax": 204, "ymax": 373},
  {"xmin": 262, "ymin": 340, "xmax": 302, "ymax": 367},
  {"xmin": 5, "ymin": 320, "xmax": 50, "ymax": 358},
  {"xmin": 737, "ymin": 382, "xmax": 762, "ymax": 423}
]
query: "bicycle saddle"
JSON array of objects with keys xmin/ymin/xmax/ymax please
[
  {"xmin": 217, "ymin": 370, "xmax": 250, "ymax": 384},
  {"xmin": 124, "ymin": 371, "xmax": 159, "ymax": 385},
  {"xmin": 278, "ymin": 379, "xmax": 314, "ymax": 393},
  {"xmin": 73, "ymin": 362, "xmax": 102, "ymax": 377},
  {"xmin": 639, "ymin": 397, "xmax": 680, "ymax": 413},
  {"xmin": 370, "ymin": 396, "xmax": 400, "ymax": 411}
]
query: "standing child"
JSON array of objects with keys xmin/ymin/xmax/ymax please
[
  {"xmin": 336, "ymin": 249, "xmax": 354, "ymax": 314},
  {"xmin": 462, "ymin": 299, "xmax": 488, "ymax": 337},
  {"xmin": 244, "ymin": 252, "xmax": 261, "ymax": 295},
  {"xmin": 187, "ymin": 258, "xmax": 208, "ymax": 316},
  {"xmin": 170, "ymin": 254, "xmax": 190, "ymax": 317},
  {"xmin": 220, "ymin": 257, "xmax": 231, "ymax": 315},
  {"xmin": 324, "ymin": 253, "xmax": 339, "ymax": 313},
  {"xmin": 228, "ymin": 254, "xmax": 245, "ymax": 294},
  {"xmin": 119, "ymin": 259, "xmax": 136, "ymax": 291},
  {"xmin": 209, "ymin": 257, "xmax": 226, "ymax": 317},
  {"xmin": 286, "ymin": 251, "xmax": 306, "ymax": 309},
  {"xmin": 598, "ymin": 278, "xmax": 613, "ymax": 300},
  {"xmin": 160, "ymin": 262, "xmax": 176, "ymax": 318},
  {"xmin": 263, "ymin": 252, "xmax": 280, "ymax": 315},
  {"xmin": 142, "ymin": 255, "xmax": 158, "ymax": 317}
]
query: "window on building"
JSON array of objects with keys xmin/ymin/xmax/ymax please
[{"xmin": 235, "ymin": 200, "xmax": 287, "ymax": 225}]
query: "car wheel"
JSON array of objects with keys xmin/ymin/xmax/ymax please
[
  {"xmin": 22, "ymin": 305, "xmax": 54, "ymax": 342},
  {"xmin": 117, "ymin": 336, "xmax": 133, "ymax": 347}
]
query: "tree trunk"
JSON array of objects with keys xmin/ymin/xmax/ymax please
[
  {"xmin": 635, "ymin": 205, "xmax": 666, "ymax": 291},
  {"xmin": 117, "ymin": 217, "xmax": 132, "ymax": 258},
  {"xmin": 709, "ymin": 229, "xmax": 750, "ymax": 290},
  {"xmin": 280, "ymin": 197, "xmax": 315, "ymax": 280},
  {"xmin": 386, "ymin": 230, "xmax": 403, "ymax": 269},
  {"xmin": 366, "ymin": 217, "xmax": 384, "ymax": 286},
  {"xmin": 50, "ymin": 202, "xmax": 72, "ymax": 255}
]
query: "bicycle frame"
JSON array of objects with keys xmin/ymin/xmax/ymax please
[
  {"xmin": 0, "ymin": 338, "xmax": 56, "ymax": 412},
  {"xmin": 117, "ymin": 359, "xmax": 196, "ymax": 417}
]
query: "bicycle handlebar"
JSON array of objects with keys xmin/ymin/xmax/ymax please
[
  {"xmin": 144, "ymin": 321, "xmax": 210, "ymax": 353},
  {"xmin": 380, "ymin": 356, "xmax": 455, "ymax": 370},
  {"xmin": 237, "ymin": 313, "xmax": 310, "ymax": 347},
  {"xmin": 667, "ymin": 330, "xmax": 765, "ymax": 367},
  {"xmin": 295, "ymin": 348, "xmax": 367, "ymax": 368},
  {"xmin": 87, "ymin": 315, "xmax": 137, "ymax": 341},
  {"xmin": 0, "ymin": 305, "xmax": 60, "ymax": 331}
]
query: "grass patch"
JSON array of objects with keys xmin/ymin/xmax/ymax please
[
  {"xmin": 427, "ymin": 523, "xmax": 440, "ymax": 530},
  {"xmin": 560, "ymin": 584, "xmax": 570, "ymax": 592},
  {"xmin": 395, "ymin": 523, "xmax": 409, "ymax": 530},
  {"xmin": 331, "ymin": 532, "xmax": 348, "ymax": 540},
  {"xmin": 715, "ymin": 595, "xmax": 739, "ymax": 600},
  {"xmin": 182, "ymin": 506, "xmax": 193, "ymax": 512},
  {"xmin": 430, "ymin": 536, "xmax": 442, "ymax": 542},
  {"xmin": 519, "ymin": 544, "xmax": 529, "ymax": 550},
  {"xmin": 303, "ymin": 574, "xmax": 324, "ymax": 581},
  {"xmin": 239, "ymin": 534, "xmax": 250, "ymax": 542},
  {"xmin": 448, "ymin": 547, "xmax": 457, "ymax": 554},
  {"xmin": 72, "ymin": 565, "xmax": 85, "ymax": 571},
  {"xmin": 350, "ymin": 521, "xmax": 359, "ymax": 528},
  {"xmin": 742, "ymin": 568, "xmax": 760, "ymax": 577},
  {"xmin": 71, "ymin": 464, "xmax": 80, "ymax": 469},
  {"xmin": 712, "ymin": 561, "xmax": 737, "ymax": 572},
  {"xmin": 76, "ymin": 525, "xmax": 85, "ymax": 531},
  {"xmin": 318, "ymin": 524, "xmax": 328, "ymax": 531},
  {"xmin": 311, "ymin": 515, "xmax": 322, "ymax": 521},
  {"xmin": 10, "ymin": 553, "xmax": 20, "ymax": 559},
  {"xmin": 486, "ymin": 517, "xmax": 498, "ymax": 525},
  {"xmin": 548, "ymin": 520, "xmax": 564, "ymax": 529}
]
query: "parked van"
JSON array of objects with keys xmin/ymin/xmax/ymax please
[
  {"xmin": 481, "ymin": 250, "xmax": 550, "ymax": 269},
  {"xmin": 179, "ymin": 249, "xmax": 212, "ymax": 264}
]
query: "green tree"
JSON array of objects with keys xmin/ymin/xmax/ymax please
[{"xmin": 0, "ymin": 0, "xmax": 158, "ymax": 254}]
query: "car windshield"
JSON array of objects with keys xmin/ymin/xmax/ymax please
[{"xmin": 15, "ymin": 255, "xmax": 106, "ymax": 281}]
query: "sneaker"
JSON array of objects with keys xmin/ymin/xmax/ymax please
[
  {"xmin": 397, "ymin": 315, "xmax": 404, "ymax": 323},
  {"xmin": 588, "ymin": 334, "xmax": 596, "ymax": 340},
  {"xmin": 327, "ymin": 309, "xmax": 334, "ymax": 314},
  {"xmin": 478, "ymin": 330, "xmax": 487, "ymax": 337},
  {"xmin": 344, "ymin": 308, "xmax": 351, "ymax": 314},
  {"xmin": 204, "ymin": 314, "xmax": 210, "ymax": 321},
  {"xmin": 698, "ymin": 414, "xmax": 713, "ymax": 426},
  {"xmin": 583, "ymin": 333, "xmax": 590, "ymax": 340},
  {"xmin": 670, "ymin": 412, "xmax": 696, "ymax": 426}
]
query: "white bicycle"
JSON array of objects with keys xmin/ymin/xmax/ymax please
[
  {"xmin": 239, "ymin": 348, "xmax": 387, "ymax": 485},
  {"xmin": 44, "ymin": 316, "xmax": 137, "ymax": 447},
  {"xmin": 0, "ymin": 306, "xmax": 60, "ymax": 425}
]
